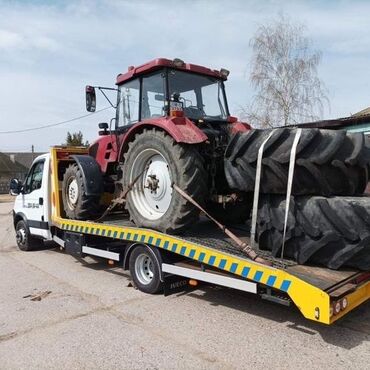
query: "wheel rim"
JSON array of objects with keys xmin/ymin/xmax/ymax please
[
  {"xmin": 130, "ymin": 149, "xmax": 173, "ymax": 220},
  {"xmin": 65, "ymin": 176, "xmax": 79, "ymax": 210},
  {"xmin": 134, "ymin": 253, "xmax": 154, "ymax": 285},
  {"xmin": 16, "ymin": 228, "xmax": 26, "ymax": 246}
]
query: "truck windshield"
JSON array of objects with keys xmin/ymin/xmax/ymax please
[{"xmin": 168, "ymin": 70, "xmax": 228, "ymax": 121}]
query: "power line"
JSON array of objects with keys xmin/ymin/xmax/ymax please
[{"xmin": 0, "ymin": 106, "xmax": 113, "ymax": 134}]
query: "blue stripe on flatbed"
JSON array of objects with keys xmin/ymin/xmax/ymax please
[
  {"xmin": 241, "ymin": 267, "xmax": 250, "ymax": 278},
  {"xmin": 280, "ymin": 280, "xmax": 291, "ymax": 292},
  {"xmin": 208, "ymin": 256, "xmax": 216, "ymax": 265},
  {"xmin": 254, "ymin": 271, "xmax": 263, "ymax": 282}
]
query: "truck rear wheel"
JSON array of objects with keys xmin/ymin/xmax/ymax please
[
  {"xmin": 62, "ymin": 163, "xmax": 101, "ymax": 220},
  {"xmin": 15, "ymin": 220, "xmax": 41, "ymax": 251},
  {"xmin": 123, "ymin": 129, "xmax": 207, "ymax": 234},
  {"xmin": 129, "ymin": 245, "xmax": 163, "ymax": 294}
]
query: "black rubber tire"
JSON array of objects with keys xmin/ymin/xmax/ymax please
[
  {"xmin": 15, "ymin": 220, "xmax": 41, "ymax": 251},
  {"xmin": 62, "ymin": 163, "xmax": 101, "ymax": 220},
  {"xmin": 123, "ymin": 129, "xmax": 207, "ymax": 234},
  {"xmin": 225, "ymin": 128, "xmax": 370, "ymax": 196},
  {"xmin": 129, "ymin": 245, "xmax": 163, "ymax": 294},
  {"xmin": 255, "ymin": 195, "xmax": 370, "ymax": 270}
]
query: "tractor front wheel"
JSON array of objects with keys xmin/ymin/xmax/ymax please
[{"xmin": 62, "ymin": 164, "xmax": 101, "ymax": 220}]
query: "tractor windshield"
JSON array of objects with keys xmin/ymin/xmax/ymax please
[
  {"xmin": 168, "ymin": 70, "xmax": 228, "ymax": 121},
  {"xmin": 116, "ymin": 69, "xmax": 229, "ymax": 127}
]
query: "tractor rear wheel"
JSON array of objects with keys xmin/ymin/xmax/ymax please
[
  {"xmin": 123, "ymin": 129, "xmax": 207, "ymax": 234},
  {"xmin": 62, "ymin": 163, "xmax": 101, "ymax": 220}
]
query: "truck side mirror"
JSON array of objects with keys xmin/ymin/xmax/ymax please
[
  {"xmin": 86, "ymin": 85, "xmax": 96, "ymax": 112},
  {"xmin": 9, "ymin": 178, "xmax": 22, "ymax": 196}
]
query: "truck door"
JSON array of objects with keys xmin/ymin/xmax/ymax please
[{"xmin": 20, "ymin": 158, "xmax": 49, "ymax": 239}]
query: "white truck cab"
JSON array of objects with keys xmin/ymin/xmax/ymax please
[{"xmin": 11, "ymin": 153, "xmax": 52, "ymax": 250}]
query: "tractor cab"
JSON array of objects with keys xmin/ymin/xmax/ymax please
[{"xmin": 86, "ymin": 58, "xmax": 231, "ymax": 129}]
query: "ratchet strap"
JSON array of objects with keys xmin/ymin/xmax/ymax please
[
  {"xmin": 94, "ymin": 164, "xmax": 149, "ymax": 222},
  {"xmin": 280, "ymin": 128, "xmax": 302, "ymax": 261},
  {"xmin": 250, "ymin": 130, "xmax": 275, "ymax": 248},
  {"xmin": 173, "ymin": 184, "xmax": 271, "ymax": 265}
]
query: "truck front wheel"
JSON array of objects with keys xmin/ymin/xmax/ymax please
[{"xmin": 15, "ymin": 220, "xmax": 41, "ymax": 251}]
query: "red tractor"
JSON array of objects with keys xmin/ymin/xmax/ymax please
[{"xmin": 62, "ymin": 58, "xmax": 250, "ymax": 233}]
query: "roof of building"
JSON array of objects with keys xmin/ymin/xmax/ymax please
[
  {"xmin": 0, "ymin": 152, "xmax": 28, "ymax": 175},
  {"xmin": 292, "ymin": 112, "xmax": 370, "ymax": 130},
  {"xmin": 116, "ymin": 58, "xmax": 227, "ymax": 85},
  {"xmin": 353, "ymin": 107, "xmax": 370, "ymax": 117},
  {"xmin": 5, "ymin": 152, "xmax": 45, "ymax": 169}
]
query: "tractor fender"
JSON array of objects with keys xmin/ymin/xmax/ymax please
[
  {"xmin": 70, "ymin": 155, "xmax": 103, "ymax": 196},
  {"xmin": 119, "ymin": 117, "xmax": 208, "ymax": 158},
  {"xmin": 230, "ymin": 121, "xmax": 251, "ymax": 134}
]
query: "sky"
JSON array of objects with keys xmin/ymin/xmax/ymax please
[{"xmin": 1, "ymin": 0, "xmax": 370, "ymax": 152}]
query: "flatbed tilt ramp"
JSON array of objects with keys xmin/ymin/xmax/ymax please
[{"xmin": 50, "ymin": 147, "xmax": 370, "ymax": 325}]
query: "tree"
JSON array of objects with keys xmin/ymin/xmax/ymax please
[
  {"xmin": 245, "ymin": 15, "xmax": 329, "ymax": 128},
  {"xmin": 65, "ymin": 131, "xmax": 88, "ymax": 146}
]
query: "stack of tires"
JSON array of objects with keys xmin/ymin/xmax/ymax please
[{"xmin": 224, "ymin": 128, "xmax": 370, "ymax": 270}]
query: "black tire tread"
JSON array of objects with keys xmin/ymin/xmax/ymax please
[
  {"xmin": 225, "ymin": 128, "xmax": 370, "ymax": 196},
  {"xmin": 255, "ymin": 195, "xmax": 370, "ymax": 270}
]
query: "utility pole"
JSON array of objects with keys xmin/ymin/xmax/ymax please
[{"xmin": 31, "ymin": 145, "xmax": 34, "ymax": 161}]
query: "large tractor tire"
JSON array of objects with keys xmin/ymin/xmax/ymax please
[
  {"xmin": 225, "ymin": 128, "xmax": 370, "ymax": 196},
  {"xmin": 122, "ymin": 129, "xmax": 207, "ymax": 234},
  {"xmin": 255, "ymin": 195, "xmax": 370, "ymax": 270},
  {"xmin": 62, "ymin": 163, "xmax": 101, "ymax": 220}
]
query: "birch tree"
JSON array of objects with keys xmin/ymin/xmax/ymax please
[{"xmin": 246, "ymin": 16, "xmax": 329, "ymax": 127}]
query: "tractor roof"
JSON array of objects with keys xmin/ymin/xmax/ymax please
[{"xmin": 116, "ymin": 58, "xmax": 227, "ymax": 85}]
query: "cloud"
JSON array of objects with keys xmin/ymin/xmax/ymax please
[
  {"xmin": 0, "ymin": 29, "xmax": 23, "ymax": 49},
  {"xmin": 0, "ymin": 0, "xmax": 370, "ymax": 151}
]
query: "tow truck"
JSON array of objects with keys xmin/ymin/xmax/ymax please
[{"xmin": 10, "ymin": 146, "xmax": 370, "ymax": 324}]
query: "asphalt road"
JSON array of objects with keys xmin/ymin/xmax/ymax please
[{"xmin": 0, "ymin": 199, "xmax": 369, "ymax": 369}]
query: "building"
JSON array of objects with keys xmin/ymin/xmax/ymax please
[
  {"xmin": 0, "ymin": 153, "xmax": 28, "ymax": 194},
  {"xmin": 5, "ymin": 152, "xmax": 45, "ymax": 169},
  {"xmin": 293, "ymin": 110, "xmax": 370, "ymax": 134},
  {"xmin": 0, "ymin": 151, "xmax": 45, "ymax": 194}
]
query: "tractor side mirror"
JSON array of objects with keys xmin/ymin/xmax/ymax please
[
  {"xmin": 86, "ymin": 85, "xmax": 96, "ymax": 112},
  {"xmin": 9, "ymin": 178, "xmax": 22, "ymax": 196}
]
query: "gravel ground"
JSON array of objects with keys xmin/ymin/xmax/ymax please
[{"xmin": 0, "ymin": 200, "xmax": 369, "ymax": 369}]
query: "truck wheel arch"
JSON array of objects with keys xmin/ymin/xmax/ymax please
[{"xmin": 13, "ymin": 212, "xmax": 28, "ymax": 230}]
